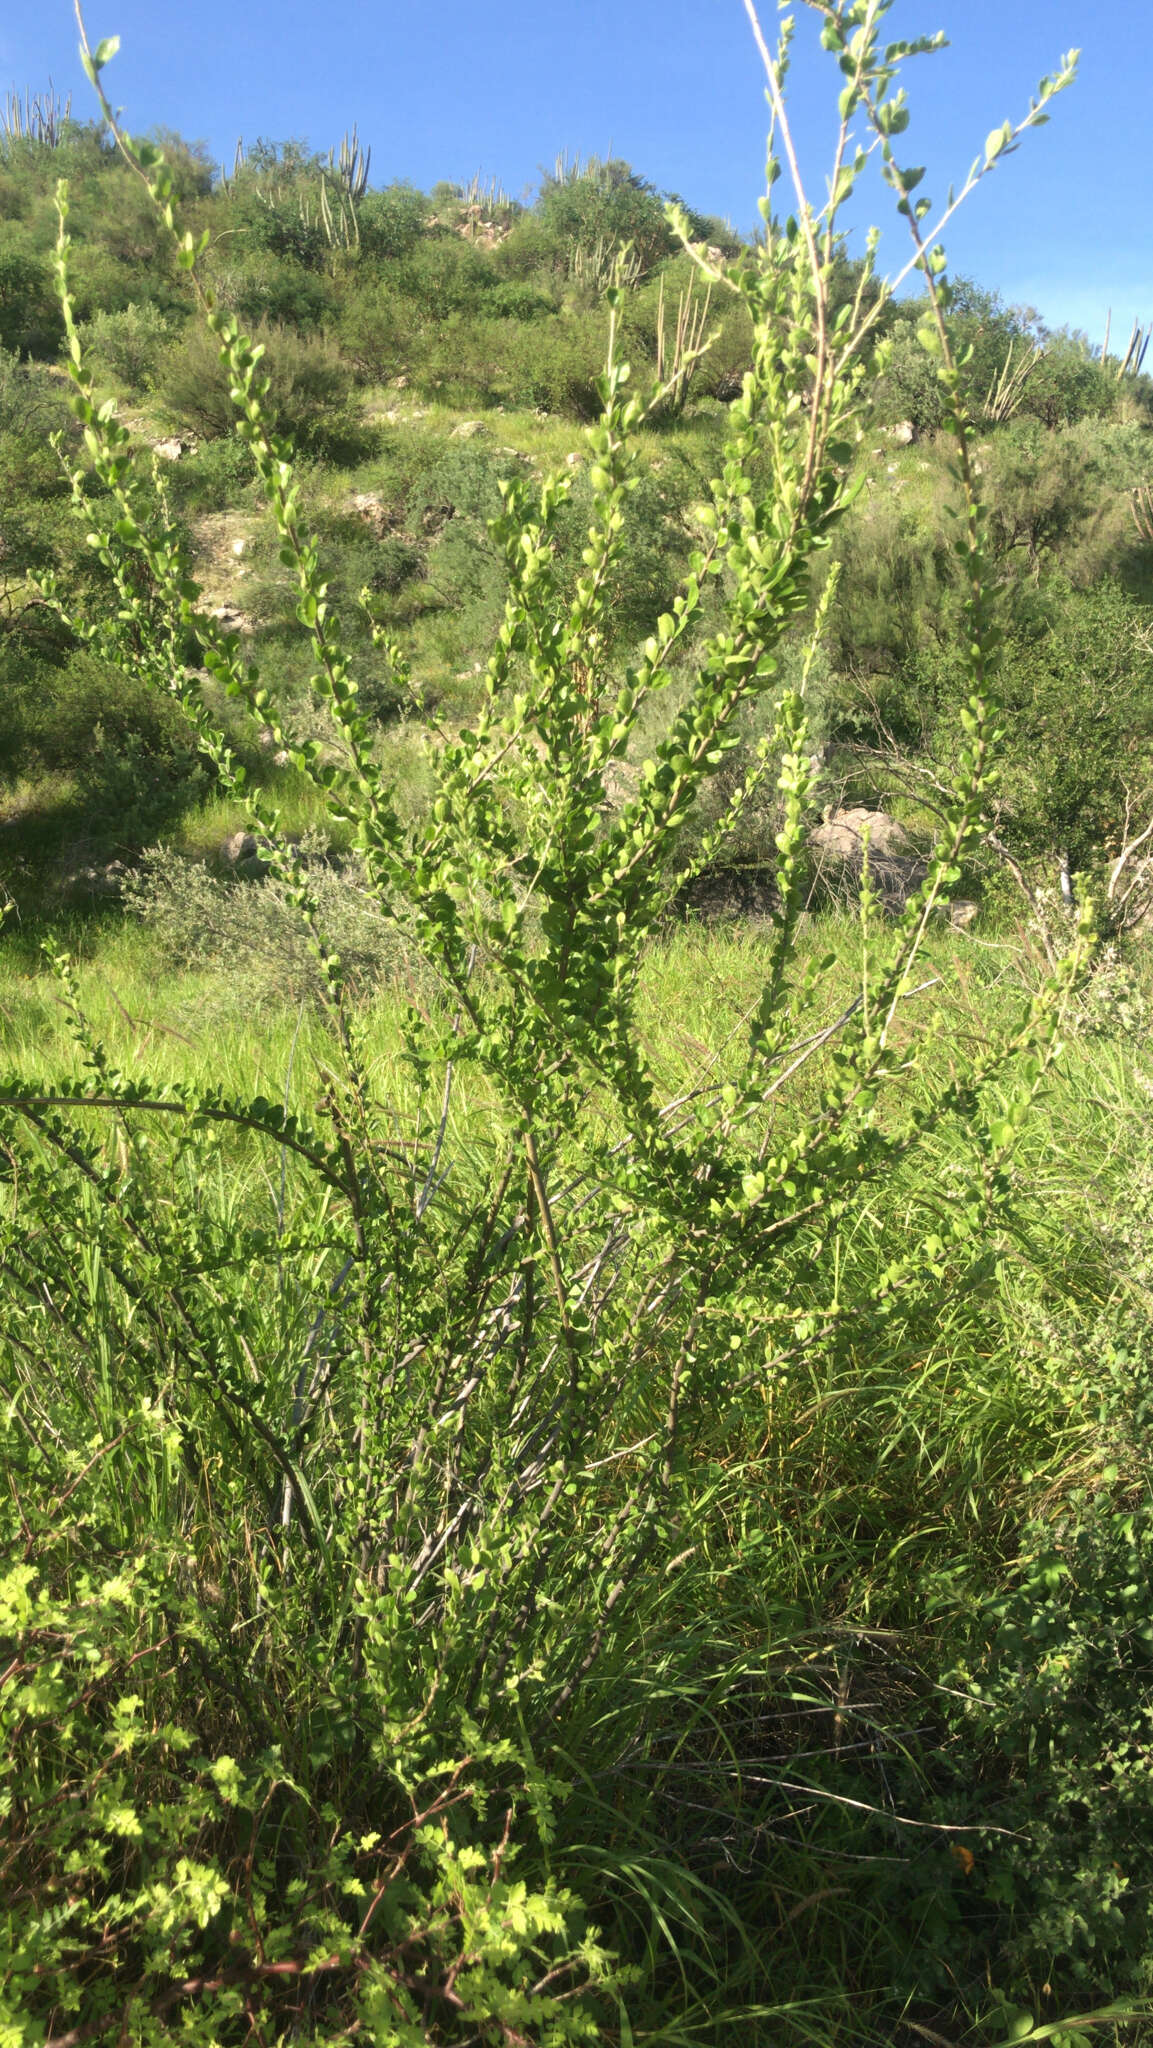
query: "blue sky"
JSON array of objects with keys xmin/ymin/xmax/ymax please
[{"xmin": 3, "ymin": 1, "xmax": 1147, "ymax": 342}]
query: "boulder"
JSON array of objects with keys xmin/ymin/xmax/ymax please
[
  {"xmin": 152, "ymin": 435, "xmax": 188, "ymax": 461},
  {"xmin": 208, "ymin": 602, "xmax": 254, "ymax": 637},
  {"xmin": 810, "ymin": 807, "xmax": 912, "ymax": 862},
  {"xmin": 350, "ymin": 491, "xmax": 402, "ymax": 537},
  {"xmin": 221, "ymin": 830, "xmax": 271, "ymax": 880},
  {"xmin": 809, "ymin": 807, "xmax": 925, "ymax": 912},
  {"xmin": 450, "ymin": 419, "xmax": 485, "ymax": 440}
]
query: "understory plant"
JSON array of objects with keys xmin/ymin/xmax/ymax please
[{"xmin": 0, "ymin": 5, "xmax": 1093, "ymax": 2042}]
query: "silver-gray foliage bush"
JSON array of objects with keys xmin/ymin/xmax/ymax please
[{"xmin": 124, "ymin": 835, "xmax": 407, "ymax": 998}]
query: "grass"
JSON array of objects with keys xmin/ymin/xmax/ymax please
[{"xmin": 4, "ymin": 886, "xmax": 1153, "ymax": 2041}]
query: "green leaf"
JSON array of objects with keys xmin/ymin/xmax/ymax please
[{"xmin": 985, "ymin": 121, "xmax": 1012, "ymax": 165}]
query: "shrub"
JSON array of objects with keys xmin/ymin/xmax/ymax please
[
  {"xmin": 159, "ymin": 317, "xmax": 365, "ymax": 457},
  {"xmin": 387, "ymin": 235, "xmax": 499, "ymax": 320},
  {"xmin": 163, "ymin": 430, "xmax": 257, "ymax": 513},
  {"xmin": 208, "ymin": 248, "xmax": 340, "ymax": 332},
  {"xmin": 77, "ymin": 297, "xmax": 177, "ymax": 389},
  {"xmin": 1, "ymin": 15, "xmax": 1089, "ymax": 2043},
  {"xmin": 536, "ymin": 156, "xmax": 675, "ymax": 280},
  {"xmin": 336, "ymin": 276, "xmax": 428, "ymax": 383},
  {"xmin": 947, "ymin": 1491, "xmax": 1153, "ymax": 2003},
  {"xmin": 872, "ymin": 316, "xmax": 944, "ymax": 432},
  {"xmin": 492, "ymin": 310, "xmax": 607, "ymax": 417},
  {"xmin": 0, "ymin": 225, "xmax": 62, "ymax": 355},
  {"xmin": 19, "ymin": 647, "xmax": 211, "ymax": 846},
  {"xmin": 124, "ymin": 839, "xmax": 409, "ymax": 997},
  {"xmin": 356, "ymin": 180, "xmax": 428, "ymax": 261},
  {"xmin": 1022, "ymin": 326, "xmax": 1117, "ymax": 426},
  {"xmin": 935, "ymin": 576, "xmax": 1153, "ymax": 875}
]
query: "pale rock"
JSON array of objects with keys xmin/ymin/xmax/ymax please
[
  {"xmin": 811, "ymin": 808, "xmax": 912, "ymax": 861},
  {"xmin": 208, "ymin": 602, "xmax": 254, "ymax": 637}
]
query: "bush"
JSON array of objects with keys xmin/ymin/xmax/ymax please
[
  {"xmin": 958, "ymin": 577, "xmax": 1153, "ymax": 872},
  {"xmin": 356, "ymin": 181, "xmax": 428, "ymax": 261},
  {"xmin": 387, "ymin": 236, "xmax": 499, "ymax": 320},
  {"xmin": 1, "ymin": 22, "xmax": 1093, "ymax": 2045},
  {"xmin": 0, "ymin": 1540, "xmax": 615, "ymax": 2046},
  {"xmin": 208, "ymin": 249, "xmax": 340, "ymax": 332},
  {"xmin": 0, "ymin": 354, "xmax": 80, "ymax": 576},
  {"xmin": 1022, "ymin": 327, "xmax": 1117, "ymax": 427},
  {"xmin": 872, "ymin": 317, "xmax": 944, "ymax": 433},
  {"xmin": 77, "ymin": 299, "xmax": 178, "ymax": 390},
  {"xmin": 492, "ymin": 310, "xmax": 607, "ymax": 417},
  {"xmin": 0, "ymin": 225, "xmax": 62, "ymax": 356},
  {"xmin": 159, "ymin": 318, "xmax": 366, "ymax": 458},
  {"xmin": 336, "ymin": 277, "xmax": 428, "ymax": 383},
  {"xmin": 947, "ymin": 1490, "xmax": 1153, "ymax": 2003},
  {"xmin": 536, "ymin": 157, "xmax": 674, "ymax": 280},
  {"xmin": 124, "ymin": 839, "xmax": 409, "ymax": 997},
  {"xmin": 163, "ymin": 431, "xmax": 257, "ymax": 514},
  {"xmin": 15, "ymin": 648, "xmax": 211, "ymax": 847}
]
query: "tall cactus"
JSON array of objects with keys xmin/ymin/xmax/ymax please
[
  {"xmin": 327, "ymin": 124, "xmax": 370, "ymax": 201},
  {"xmin": 0, "ymin": 83, "xmax": 72, "ymax": 148},
  {"xmin": 653, "ymin": 272, "xmax": 715, "ymax": 418},
  {"xmin": 983, "ymin": 337, "xmax": 1044, "ymax": 423},
  {"xmin": 1131, "ymin": 484, "xmax": 1153, "ymax": 547},
  {"xmin": 1102, "ymin": 310, "xmax": 1151, "ymax": 379}
]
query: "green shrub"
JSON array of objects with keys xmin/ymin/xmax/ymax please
[
  {"xmin": 1022, "ymin": 326, "xmax": 1117, "ymax": 427},
  {"xmin": 0, "ymin": 224, "xmax": 62, "ymax": 355},
  {"xmin": 491, "ymin": 209, "xmax": 566, "ymax": 283},
  {"xmin": 948, "ymin": 1488, "xmax": 1153, "ymax": 2003},
  {"xmin": 491, "ymin": 310, "xmax": 607, "ymax": 417},
  {"xmin": 0, "ymin": 16, "xmax": 1094, "ymax": 2043},
  {"xmin": 159, "ymin": 317, "xmax": 367, "ymax": 458},
  {"xmin": 337, "ymin": 276, "xmax": 427, "ymax": 382},
  {"xmin": 208, "ymin": 248, "xmax": 340, "ymax": 332},
  {"xmin": 387, "ymin": 235, "xmax": 499, "ymax": 320},
  {"xmin": 0, "ymin": 1542, "xmax": 616, "ymax": 2046},
  {"xmin": 76, "ymin": 297, "xmax": 177, "ymax": 389},
  {"xmin": 14, "ymin": 647, "xmax": 211, "ymax": 847},
  {"xmin": 927, "ymin": 577, "xmax": 1153, "ymax": 874},
  {"xmin": 356, "ymin": 180, "xmax": 428, "ymax": 260},
  {"xmin": 163, "ymin": 430, "xmax": 257, "ymax": 514},
  {"xmin": 536, "ymin": 156, "xmax": 674, "ymax": 280},
  {"xmin": 0, "ymin": 354, "xmax": 81, "ymax": 576},
  {"xmin": 872, "ymin": 316, "xmax": 944, "ymax": 432}
]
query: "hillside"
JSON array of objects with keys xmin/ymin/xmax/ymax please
[{"xmin": 1, "ymin": 117, "xmax": 1152, "ymax": 928}]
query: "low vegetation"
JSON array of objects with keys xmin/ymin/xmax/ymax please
[{"xmin": 2, "ymin": 6, "xmax": 1153, "ymax": 2045}]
